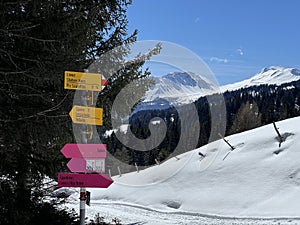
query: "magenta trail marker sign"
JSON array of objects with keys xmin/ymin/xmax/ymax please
[
  {"xmin": 67, "ymin": 158, "xmax": 105, "ymax": 173},
  {"xmin": 58, "ymin": 173, "xmax": 113, "ymax": 188},
  {"xmin": 61, "ymin": 144, "xmax": 106, "ymax": 158}
]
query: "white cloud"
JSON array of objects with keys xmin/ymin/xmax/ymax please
[
  {"xmin": 237, "ymin": 48, "xmax": 244, "ymax": 56},
  {"xmin": 210, "ymin": 57, "xmax": 229, "ymax": 63}
]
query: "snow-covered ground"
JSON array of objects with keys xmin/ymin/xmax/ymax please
[
  {"xmin": 72, "ymin": 201, "xmax": 300, "ymax": 225},
  {"xmin": 60, "ymin": 116, "xmax": 300, "ymax": 224}
]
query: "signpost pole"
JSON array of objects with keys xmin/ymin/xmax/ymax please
[
  {"xmin": 80, "ymin": 77, "xmax": 96, "ymax": 224},
  {"xmin": 79, "ymin": 70, "xmax": 95, "ymax": 225},
  {"xmin": 80, "ymin": 89, "xmax": 87, "ymax": 225},
  {"xmin": 79, "ymin": 187, "xmax": 86, "ymax": 225}
]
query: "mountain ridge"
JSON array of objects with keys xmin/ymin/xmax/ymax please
[
  {"xmin": 145, "ymin": 71, "xmax": 217, "ymax": 102},
  {"xmin": 136, "ymin": 66, "xmax": 300, "ymax": 111},
  {"xmin": 221, "ymin": 66, "xmax": 300, "ymax": 92}
]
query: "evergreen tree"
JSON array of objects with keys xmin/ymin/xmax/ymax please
[
  {"xmin": 229, "ymin": 101, "xmax": 262, "ymax": 134},
  {"xmin": 0, "ymin": 0, "xmax": 157, "ymax": 224}
]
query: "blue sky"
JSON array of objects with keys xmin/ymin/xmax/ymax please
[{"xmin": 127, "ymin": 0, "xmax": 300, "ymax": 85}]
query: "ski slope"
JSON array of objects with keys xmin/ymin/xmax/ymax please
[{"xmin": 62, "ymin": 117, "xmax": 300, "ymax": 224}]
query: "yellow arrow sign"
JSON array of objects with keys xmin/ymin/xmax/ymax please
[
  {"xmin": 64, "ymin": 71, "xmax": 102, "ymax": 91},
  {"xmin": 69, "ymin": 106, "xmax": 103, "ymax": 125}
]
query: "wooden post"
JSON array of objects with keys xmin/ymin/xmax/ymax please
[
  {"xmin": 273, "ymin": 122, "xmax": 283, "ymax": 147},
  {"xmin": 117, "ymin": 166, "xmax": 122, "ymax": 177},
  {"xmin": 134, "ymin": 163, "xmax": 139, "ymax": 173},
  {"xmin": 218, "ymin": 133, "xmax": 235, "ymax": 150},
  {"xmin": 155, "ymin": 158, "xmax": 160, "ymax": 165}
]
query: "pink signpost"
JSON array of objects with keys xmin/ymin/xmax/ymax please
[
  {"xmin": 67, "ymin": 158, "xmax": 105, "ymax": 173},
  {"xmin": 61, "ymin": 144, "xmax": 106, "ymax": 158},
  {"xmin": 58, "ymin": 173, "xmax": 113, "ymax": 188}
]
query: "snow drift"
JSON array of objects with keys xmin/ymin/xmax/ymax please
[{"xmin": 89, "ymin": 116, "xmax": 300, "ymax": 218}]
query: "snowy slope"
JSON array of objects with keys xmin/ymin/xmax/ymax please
[
  {"xmin": 86, "ymin": 116, "xmax": 300, "ymax": 218},
  {"xmin": 137, "ymin": 66, "xmax": 300, "ymax": 111},
  {"xmin": 222, "ymin": 66, "xmax": 300, "ymax": 92}
]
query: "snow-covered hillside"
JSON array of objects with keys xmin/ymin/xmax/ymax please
[
  {"xmin": 222, "ymin": 66, "xmax": 300, "ymax": 92},
  {"xmin": 137, "ymin": 66, "xmax": 300, "ymax": 111},
  {"xmin": 86, "ymin": 117, "xmax": 300, "ymax": 218}
]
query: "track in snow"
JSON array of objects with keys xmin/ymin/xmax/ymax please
[{"xmin": 85, "ymin": 202, "xmax": 300, "ymax": 225}]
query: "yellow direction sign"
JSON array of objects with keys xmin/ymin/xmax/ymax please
[
  {"xmin": 69, "ymin": 106, "xmax": 103, "ymax": 125},
  {"xmin": 64, "ymin": 71, "xmax": 102, "ymax": 91}
]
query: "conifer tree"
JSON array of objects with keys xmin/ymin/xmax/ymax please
[
  {"xmin": 229, "ymin": 101, "xmax": 262, "ymax": 134},
  {"xmin": 0, "ymin": 1, "xmax": 158, "ymax": 224}
]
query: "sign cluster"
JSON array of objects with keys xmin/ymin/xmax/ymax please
[{"xmin": 58, "ymin": 71, "xmax": 113, "ymax": 189}]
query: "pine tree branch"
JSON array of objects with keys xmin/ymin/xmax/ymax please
[
  {"xmin": 0, "ymin": 47, "xmax": 40, "ymax": 64},
  {"xmin": 12, "ymin": 33, "xmax": 58, "ymax": 43},
  {"xmin": 0, "ymin": 92, "xmax": 71, "ymax": 122},
  {"xmin": 0, "ymin": 28, "xmax": 58, "ymax": 43},
  {"xmin": 0, "ymin": 81, "xmax": 43, "ymax": 94},
  {"xmin": 1, "ymin": 24, "xmax": 40, "ymax": 32},
  {"xmin": 0, "ymin": 48, "xmax": 20, "ymax": 70},
  {"xmin": 0, "ymin": 70, "xmax": 28, "ymax": 75}
]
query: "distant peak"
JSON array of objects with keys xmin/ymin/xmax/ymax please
[
  {"xmin": 260, "ymin": 66, "xmax": 285, "ymax": 73},
  {"xmin": 222, "ymin": 66, "xmax": 300, "ymax": 93},
  {"xmin": 260, "ymin": 66, "xmax": 300, "ymax": 75},
  {"xmin": 164, "ymin": 71, "xmax": 196, "ymax": 78},
  {"xmin": 291, "ymin": 68, "xmax": 300, "ymax": 76},
  {"xmin": 162, "ymin": 71, "xmax": 198, "ymax": 85},
  {"xmin": 249, "ymin": 66, "xmax": 300, "ymax": 85},
  {"xmin": 165, "ymin": 71, "xmax": 190, "ymax": 78}
]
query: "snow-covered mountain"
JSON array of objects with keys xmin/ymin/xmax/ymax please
[
  {"xmin": 145, "ymin": 72, "xmax": 217, "ymax": 102},
  {"xmin": 222, "ymin": 66, "xmax": 300, "ymax": 92},
  {"xmin": 64, "ymin": 117, "xmax": 300, "ymax": 223},
  {"xmin": 135, "ymin": 72, "xmax": 218, "ymax": 111},
  {"xmin": 137, "ymin": 66, "xmax": 300, "ymax": 111}
]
